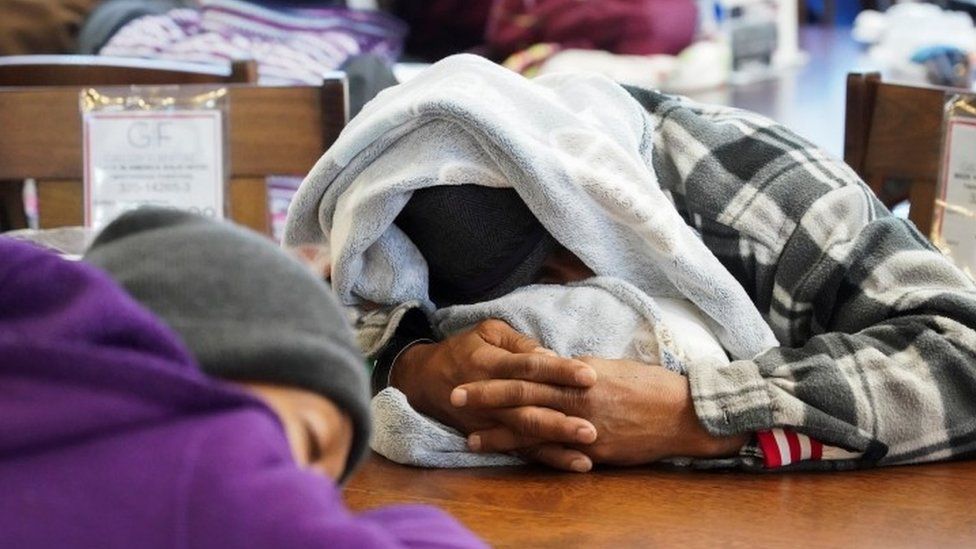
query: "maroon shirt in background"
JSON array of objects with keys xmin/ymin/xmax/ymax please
[
  {"xmin": 487, "ymin": 0, "xmax": 698, "ymax": 58},
  {"xmin": 394, "ymin": 0, "xmax": 698, "ymax": 62}
]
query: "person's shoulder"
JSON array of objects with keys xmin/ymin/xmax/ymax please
[
  {"xmin": 188, "ymin": 406, "xmax": 294, "ymax": 466},
  {"xmin": 180, "ymin": 409, "xmax": 486, "ymax": 549},
  {"xmin": 177, "ymin": 406, "xmax": 301, "ymax": 499},
  {"xmin": 177, "ymin": 408, "xmax": 366, "ymax": 548}
]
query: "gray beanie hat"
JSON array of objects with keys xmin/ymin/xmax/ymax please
[{"xmin": 84, "ymin": 208, "xmax": 370, "ymax": 480}]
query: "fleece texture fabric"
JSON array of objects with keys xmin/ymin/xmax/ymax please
[
  {"xmin": 284, "ymin": 55, "xmax": 775, "ymax": 467},
  {"xmin": 311, "ymin": 64, "xmax": 976, "ymax": 472},
  {"xmin": 284, "ymin": 53, "xmax": 779, "ymax": 361}
]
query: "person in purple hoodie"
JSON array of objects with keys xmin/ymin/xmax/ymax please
[{"xmin": 0, "ymin": 208, "xmax": 486, "ymax": 549}]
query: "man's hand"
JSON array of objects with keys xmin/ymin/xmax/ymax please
[
  {"xmin": 390, "ymin": 319, "xmax": 600, "ymax": 471},
  {"xmin": 452, "ymin": 357, "xmax": 749, "ymax": 466}
]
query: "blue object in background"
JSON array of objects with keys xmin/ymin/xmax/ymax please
[
  {"xmin": 911, "ymin": 45, "xmax": 972, "ymax": 87},
  {"xmin": 806, "ymin": 0, "xmax": 862, "ymax": 24}
]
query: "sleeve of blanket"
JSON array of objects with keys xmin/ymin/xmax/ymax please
[
  {"xmin": 753, "ymin": 429, "xmax": 860, "ymax": 467},
  {"xmin": 687, "ymin": 185, "xmax": 976, "ymax": 467},
  {"xmin": 355, "ymin": 301, "xmax": 431, "ymax": 360}
]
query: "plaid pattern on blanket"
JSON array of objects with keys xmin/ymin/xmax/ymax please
[{"xmin": 625, "ymin": 86, "xmax": 976, "ymax": 468}]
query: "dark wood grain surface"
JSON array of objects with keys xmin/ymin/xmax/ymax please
[{"xmin": 345, "ymin": 454, "xmax": 976, "ymax": 548}]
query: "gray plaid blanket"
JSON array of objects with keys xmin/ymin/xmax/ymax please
[{"xmin": 625, "ymin": 85, "xmax": 976, "ymax": 467}]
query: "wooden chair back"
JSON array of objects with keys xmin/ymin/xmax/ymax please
[
  {"xmin": 844, "ymin": 72, "xmax": 961, "ymax": 235},
  {"xmin": 0, "ymin": 56, "xmax": 263, "ymax": 232},
  {"xmin": 0, "ymin": 56, "xmax": 258, "ymax": 87},
  {"xmin": 0, "ymin": 81, "xmax": 346, "ymax": 234}
]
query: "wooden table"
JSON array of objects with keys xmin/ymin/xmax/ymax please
[{"xmin": 345, "ymin": 455, "xmax": 976, "ymax": 548}]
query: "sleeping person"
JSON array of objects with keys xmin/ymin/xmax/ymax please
[
  {"xmin": 285, "ymin": 54, "xmax": 976, "ymax": 474},
  {"xmin": 0, "ymin": 209, "xmax": 485, "ymax": 549}
]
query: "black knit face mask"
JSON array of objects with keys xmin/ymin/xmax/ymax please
[{"xmin": 394, "ymin": 185, "xmax": 555, "ymax": 307}]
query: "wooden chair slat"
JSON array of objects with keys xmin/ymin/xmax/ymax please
[
  {"xmin": 844, "ymin": 72, "xmax": 960, "ymax": 236},
  {"xmin": 0, "ymin": 81, "xmax": 345, "ymax": 233}
]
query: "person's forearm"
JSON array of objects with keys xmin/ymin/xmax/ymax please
[
  {"xmin": 389, "ymin": 341, "xmax": 447, "ymax": 422},
  {"xmin": 702, "ymin": 189, "xmax": 976, "ymax": 466},
  {"xmin": 454, "ymin": 357, "xmax": 745, "ymax": 465},
  {"xmin": 370, "ymin": 306, "xmax": 438, "ymax": 395},
  {"xmin": 672, "ymin": 383, "xmax": 750, "ymax": 460},
  {"xmin": 624, "ymin": 82, "xmax": 976, "ymax": 468},
  {"xmin": 688, "ymin": 312, "xmax": 976, "ymax": 467}
]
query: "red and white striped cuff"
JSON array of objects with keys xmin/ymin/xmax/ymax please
[
  {"xmin": 756, "ymin": 428, "xmax": 863, "ymax": 468},
  {"xmin": 756, "ymin": 429, "xmax": 823, "ymax": 468}
]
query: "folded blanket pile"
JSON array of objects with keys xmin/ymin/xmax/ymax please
[{"xmin": 99, "ymin": 0, "xmax": 405, "ymax": 85}]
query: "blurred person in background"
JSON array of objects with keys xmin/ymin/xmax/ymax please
[
  {"xmin": 391, "ymin": 0, "xmax": 698, "ymax": 61},
  {"xmin": 0, "ymin": 0, "xmax": 100, "ymax": 54}
]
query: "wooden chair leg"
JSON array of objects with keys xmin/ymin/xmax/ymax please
[
  {"xmin": 844, "ymin": 72, "xmax": 881, "ymax": 179},
  {"xmin": 866, "ymin": 174, "xmax": 887, "ymax": 203},
  {"xmin": 230, "ymin": 59, "xmax": 259, "ymax": 84},
  {"xmin": 37, "ymin": 180, "xmax": 83, "ymax": 228},
  {"xmin": 230, "ymin": 177, "xmax": 270, "ymax": 236},
  {"xmin": 908, "ymin": 179, "xmax": 937, "ymax": 238},
  {"xmin": 0, "ymin": 180, "xmax": 27, "ymax": 231}
]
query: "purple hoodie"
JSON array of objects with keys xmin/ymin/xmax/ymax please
[{"xmin": 0, "ymin": 238, "xmax": 485, "ymax": 549}]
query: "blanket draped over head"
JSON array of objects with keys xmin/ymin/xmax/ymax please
[{"xmin": 284, "ymin": 54, "xmax": 778, "ymax": 361}]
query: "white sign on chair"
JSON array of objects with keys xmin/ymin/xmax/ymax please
[
  {"xmin": 934, "ymin": 93, "xmax": 976, "ymax": 280},
  {"xmin": 81, "ymin": 86, "xmax": 228, "ymax": 232}
]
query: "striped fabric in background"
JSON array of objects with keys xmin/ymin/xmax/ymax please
[{"xmin": 100, "ymin": 0, "xmax": 406, "ymax": 85}]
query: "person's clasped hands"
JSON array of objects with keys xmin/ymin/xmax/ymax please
[
  {"xmin": 388, "ymin": 187, "xmax": 747, "ymax": 472},
  {"xmin": 392, "ymin": 319, "xmax": 746, "ymax": 472},
  {"xmin": 392, "ymin": 319, "xmax": 599, "ymax": 472}
]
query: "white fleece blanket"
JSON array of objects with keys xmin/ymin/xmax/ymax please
[
  {"xmin": 284, "ymin": 54, "xmax": 777, "ymax": 359},
  {"xmin": 436, "ymin": 277, "xmax": 730, "ymax": 373},
  {"xmin": 283, "ymin": 54, "xmax": 779, "ymax": 467}
]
